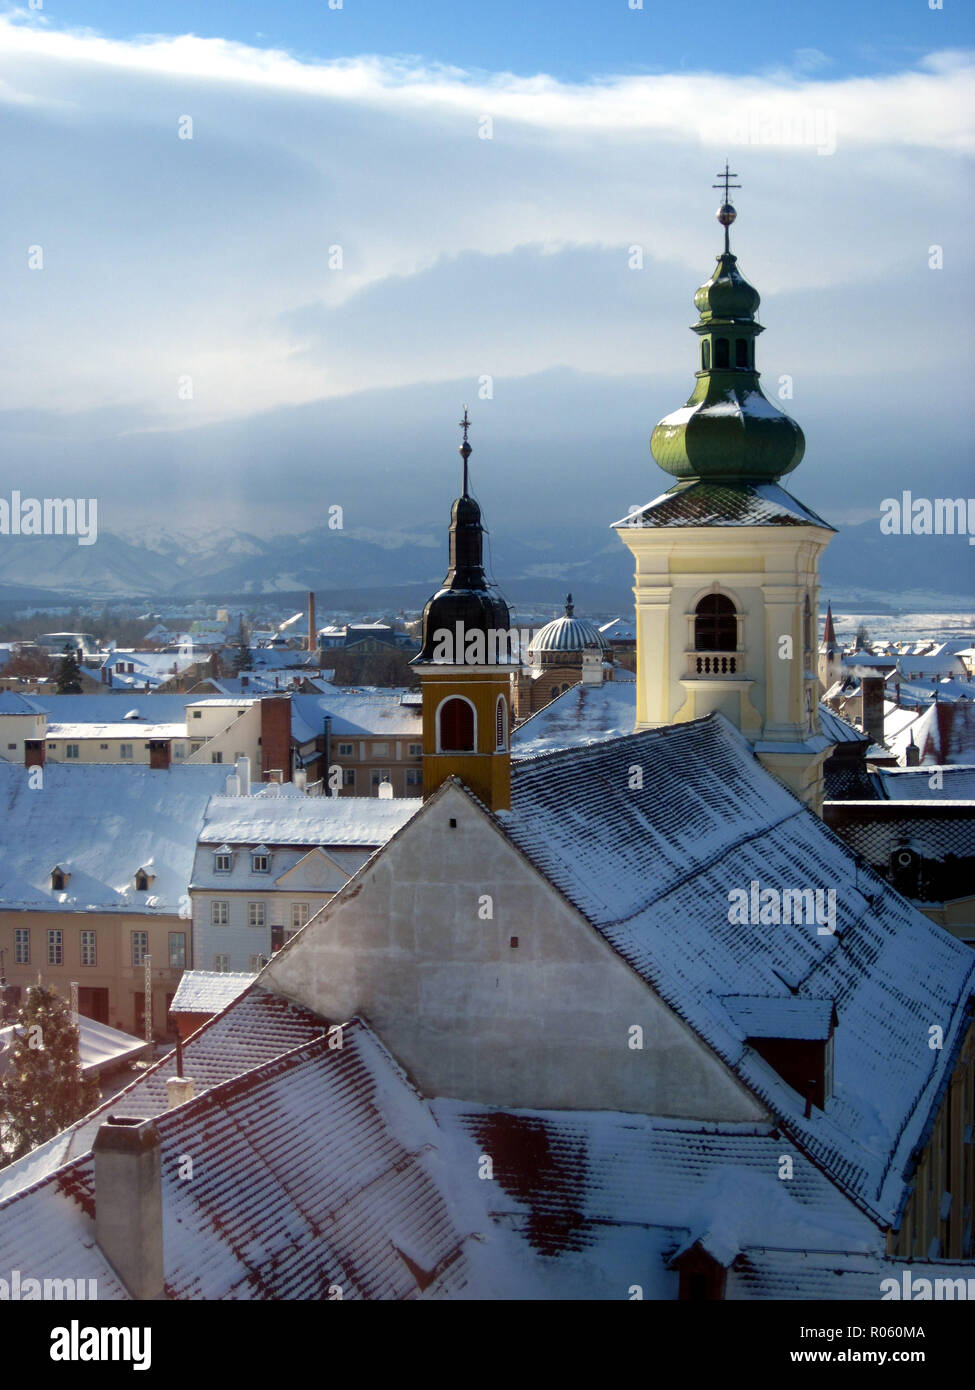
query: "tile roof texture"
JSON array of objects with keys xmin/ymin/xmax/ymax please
[
  {"xmin": 197, "ymin": 795, "xmax": 422, "ymax": 847},
  {"xmin": 170, "ymin": 970, "xmax": 257, "ymax": 1015},
  {"xmin": 512, "ymin": 680, "xmax": 637, "ymax": 757},
  {"xmin": 613, "ymin": 482, "xmax": 834, "ymax": 530},
  {"xmin": 501, "ymin": 715, "xmax": 975, "ymax": 1227}
]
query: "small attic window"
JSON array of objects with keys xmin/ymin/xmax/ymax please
[
  {"xmin": 251, "ymin": 847, "xmax": 270, "ymax": 873},
  {"xmin": 213, "ymin": 848, "xmax": 233, "ymax": 873},
  {"xmin": 51, "ymin": 866, "xmax": 68, "ymax": 891},
  {"xmin": 134, "ymin": 869, "xmax": 151, "ymax": 892}
]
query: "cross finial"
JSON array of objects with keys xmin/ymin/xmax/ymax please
[
  {"xmin": 713, "ymin": 160, "xmax": 741, "ymax": 253},
  {"xmin": 458, "ymin": 405, "xmax": 472, "ymax": 495}
]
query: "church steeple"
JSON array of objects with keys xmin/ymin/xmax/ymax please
[
  {"xmin": 650, "ymin": 170, "xmax": 805, "ymax": 486},
  {"xmin": 413, "ymin": 411, "xmax": 517, "ymax": 811}
]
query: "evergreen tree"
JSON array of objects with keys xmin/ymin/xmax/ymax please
[
  {"xmin": 55, "ymin": 644, "xmax": 83, "ymax": 694},
  {"xmin": 0, "ymin": 986, "xmax": 99, "ymax": 1167},
  {"xmin": 231, "ymin": 621, "xmax": 251, "ymax": 676}
]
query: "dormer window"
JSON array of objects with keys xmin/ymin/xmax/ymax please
[
  {"xmin": 134, "ymin": 868, "xmax": 152, "ymax": 892},
  {"xmin": 51, "ymin": 865, "xmax": 69, "ymax": 891},
  {"xmin": 213, "ymin": 846, "xmax": 234, "ymax": 873},
  {"xmin": 251, "ymin": 846, "xmax": 271, "ymax": 874}
]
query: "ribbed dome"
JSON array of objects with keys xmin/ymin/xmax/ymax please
[{"xmin": 530, "ymin": 596, "xmax": 608, "ymax": 657}]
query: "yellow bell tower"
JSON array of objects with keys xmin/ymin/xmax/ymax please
[{"xmin": 412, "ymin": 410, "xmax": 519, "ymax": 812}]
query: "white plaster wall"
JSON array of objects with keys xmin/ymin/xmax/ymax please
[{"xmin": 265, "ymin": 784, "xmax": 767, "ymax": 1120}]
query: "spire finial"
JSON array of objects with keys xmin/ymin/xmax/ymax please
[
  {"xmin": 565, "ymin": 593, "xmax": 574, "ymax": 617},
  {"xmin": 713, "ymin": 160, "xmax": 741, "ymax": 254},
  {"xmin": 459, "ymin": 406, "xmax": 472, "ymax": 496}
]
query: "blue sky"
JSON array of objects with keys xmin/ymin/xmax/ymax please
[
  {"xmin": 32, "ymin": 0, "xmax": 975, "ymax": 82},
  {"xmin": 0, "ymin": 2, "xmax": 972, "ymax": 561}
]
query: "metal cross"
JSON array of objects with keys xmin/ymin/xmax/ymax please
[
  {"xmin": 459, "ymin": 406, "xmax": 472, "ymax": 494},
  {"xmin": 713, "ymin": 161, "xmax": 741, "ymax": 203}
]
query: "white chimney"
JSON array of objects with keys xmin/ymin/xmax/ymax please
[
  {"xmin": 225, "ymin": 774, "xmax": 240, "ymax": 797},
  {"xmin": 294, "ymin": 769, "xmax": 307, "ymax": 791},
  {"xmin": 165, "ymin": 1075, "xmax": 195, "ymax": 1109},
  {"xmin": 265, "ymin": 781, "xmax": 280, "ymax": 797},
  {"xmin": 377, "ymin": 780, "xmax": 394, "ymax": 799},
  {"xmin": 582, "ymin": 645, "xmax": 603, "ymax": 685},
  {"xmin": 93, "ymin": 1117, "xmax": 164, "ymax": 1300},
  {"xmin": 235, "ymin": 756, "xmax": 250, "ymax": 795}
]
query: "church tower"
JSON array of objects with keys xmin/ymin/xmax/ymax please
[
  {"xmin": 412, "ymin": 411, "xmax": 518, "ymax": 811},
  {"xmin": 614, "ymin": 170, "xmax": 835, "ymax": 812},
  {"xmin": 818, "ymin": 602, "xmax": 842, "ymax": 694}
]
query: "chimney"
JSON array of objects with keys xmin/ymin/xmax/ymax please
[
  {"xmin": 165, "ymin": 1076, "xmax": 195, "ymax": 1109},
  {"xmin": 860, "ymin": 675, "xmax": 885, "ymax": 748},
  {"xmin": 225, "ymin": 773, "xmax": 240, "ymax": 796},
  {"xmin": 259, "ymin": 696, "xmax": 292, "ymax": 783},
  {"xmin": 24, "ymin": 738, "xmax": 45, "ymax": 768},
  {"xmin": 906, "ymin": 733, "xmax": 921, "ymax": 768},
  {"xmin": 241, "ymin": 675, "xmax": 249, "ymax": 690},
  {"xmin": 92, "ymin": 1117, "xmax": 164, "ymax": 1300},
  {"xmin": 294, "ymin": 769, "xmax": 307, "ymax": 792},
  {"xmin": 235, "ymin": 755, "xmax": 250, "ymax": 795},
  {"xmin": 148, "ymin": 739, "xmax": 171, "ymax": 770},
  {"xmin": 377, "ymin": 780, "xmax": 394, "ymax": 799},
  {"xmin": 307, "ymin": 591, "xmax": 317, "ymax": 653},
  {"xmin": 101, "ymin": 665, "xmax": 108, "ymax": 684},
  {"xmin": 582, "ymin": 645, "xmax": 603, "ymax": 685}
]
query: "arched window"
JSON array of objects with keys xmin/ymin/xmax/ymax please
[
  {"xmin": 496, "ymin": 696, "xmax": 507, "ymax": 750},
  {"xmin": 714, "ymin": 338, "xmax": 730, "ymax": 369},
  {"xmin": 51, "ymin": 868, "xmax": 66, "ymax": 891},
  {"xmin": 702, "ymin": 340, "xmax": 711, "ymax": 370},
  {"xmin": 135, "ymin": 870, "xmax": 149, "ymax": 892},
  {"xmin": 551, "ymin": 686, "xmax": 559, "ymax": 702},
  {"xmin": 694, "ymin": 594, "xmax": 737, "ymax": 651},
  {"xmin": 735, "ymin": 338, "xmax": 749, "ymax": 368},
  {"xmin": 439, "ymin": 697, "xmax": 475, "ymax": 752},
  {"xmin": 561, "ymin": 683, "xmax": 570, "ymax": 693}
]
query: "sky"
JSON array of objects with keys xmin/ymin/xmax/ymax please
[{"xmin": 1, "ymin": 0, "xmax": 973, "ymax": 551}]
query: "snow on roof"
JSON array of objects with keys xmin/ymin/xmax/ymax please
[
  {"xmin": 198, "ymin": 795, "xmax": 422, "ymax": 847},
  {"xmin": 0, "ymin": 691, "xmax": 45, "ymax": 715},
  {"xmin": 0, "ymin": 1019, "xmax": 540, "ymax": 1300},
  {"xmin": 0, "ymin": 1015, "xmax": 149, "ymax": 1078},
  {"xmin": 818, "ymin": 704, "xmax": 869, "ymax": 747},
  {"xmin": 291, "ymin": 690, "xmax": 422, "ymax": 743},
  {"xmin": 823, "ymin": 801, "xmax": 975, "ymax": 877},
  {"xmin": 613, "ymin": 482, "xmax": 834, "ymax": 531},
  {"xmin": 598, "ymin": 618, "xmax": 636, "ymax": 641},
  {"xmin": 720, "ymin": 996, "xmax": 834, "ymax": 1042},
  {"xmin": 0, "ymin": 763, "xmax": 229, "ymax": 913},
  {"xmin": 45, "ymin": 722, "xmax": 186, "ymax": 740},
  {"xmin": 25, "ymin": 694, "xmax": 199, "ymax": 724},
  {"xmin": 171, "ymin": 971, "xmax": 257, "ymax": 1015},
  {"xmin": 512, "ymin": 681, "xmax": 636, "ymax": 757},
  {"xmin": 501, "ymin": 715, "xmax": 975, "ymax": 1227},
  {"xmin": 876, "ymin": 765, "xmax": 975, "ymax": 802}
]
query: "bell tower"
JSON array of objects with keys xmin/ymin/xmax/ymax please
[
  {"xmin": 412, "ymin": 410, "xmax": 518, "ymax": 812},
  {"xmin": 614, "ymin": 169, "xmax": 835, "ymax": 812}
]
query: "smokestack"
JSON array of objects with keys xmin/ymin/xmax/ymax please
[
  {"xmin": 235, "ymin": 756, "xmax": 250, "ymax": 795},
  {"xmin": 165, "ymin": 1076, "xmax": 195, "ymax": 1109},
  {"xmin": 860, "ymin": 675, "xmax": 885, "ymax": 748},
  {"xmin": 906, "ymin": 733, "xmax": 921, "ymax": 768},
  {"xmin": 93, "ymin": 1117, "xmax": 164, "ymax": 1301},
  {"xmin": 148, "ymin": 739, "xmax": 172, "ymax": 770},
  {"xmin": 24, "ymin": 738, "xmax": 45, "ymax": 768},
  {"xmin": 225, "ymin": 774, "xmax": 240, "ymax": 796},
  {"xmin": 377, "ymin": 780, "xmax": 394, "ymax": 799},
  {"xmin": 307, "ymin": 591, "xmax": 317, "ymax": 653}
]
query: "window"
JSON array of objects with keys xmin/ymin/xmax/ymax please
[
  {"xmin": 371, "ymin": 742, "xmax": 389, "ymax": 757},
  {"xmin": 247, "ymin": 902, "xmax": 267, "ymax": 928},
  {"xmin": 51, "ymin": 868, "xmax": 67, "ymax": 891},
  {"xmin": 47, "ymin": 929, "xmax": 63, "ymax": 966},
  {"xmin": 135, "ymin": 870, "xmax": 150, "ymax": 891},
  {"xmin": 81, "ymin": 929, "xmax": 96, "ymax": 967},
  {"xmin": 251, "ymin": 851, "xmax": 270, "ymax": 873},
  {"xmin": 341, "ymin": 768, "xmax": 356, "ymax": 789},
  {"xmin": 496, "ymin": 697, "xmax": 507, "ymax": 750},
  {"xmin": 213, "ymin": 851, "xmax": 232, "ymax": 873},
  {"xmin": 211, "ymin": 900, "xmax": 229, "ymax": 926},
  {"xmin": 211, "ymin": 751, "xmax": 223, "ymax": 764},
  {"xmin": 119, "ymin": 743, "xmax": 133, "ymax": 760},
  {"xmin": 291, "ymin": 902, "xmax": 310, "ymax": 931},
  {"xmin": 192, "ymin": 710, "xmax": 202, "ymax": 719},
  {"xmin": 66, "ymin": 744, "xmax": 80, "ymax": 759},
  {"xmin": 6, "ymin": 743, "xmax": 15, "ymax": 751},
  {"xmin": 169, "ymin": 932, "xmax": 186, "ymax": 969},
  {"xmin": 438, "ymin": 697, "xmax": 475, "ymax": 752},
  {"xmin": 213, "ymin": 954, "xmax": 230, "ymax": 972},
  {"xmin": 99, "ymin": 743, "xmax": 108, "ymax": 750},
  {"xmin": 408, "ymin": 743, "xmax": 422, "ymax": 757},
  {"xmin": 337, "ymin": 742, "xmax": 354, "ymax": 756},
  {"xmin": 406, "ymin": 767, "xmax": 422, "ymax": 787},
  {"xmin": 14, "ymin": 928, "xmax": 29, "ymax": 965},
  {"xmin": 551, "ymin": 686, "xmax": 559, "ymax": 701},
  {"xmin": 714, "ymin": 337, "xmax": 730, "ymax": 368},
  {"xmin": 131, "ymin": 931, "xmax": 148, "ymax": 967},
  {"xmin": 694, "ymin": 593, "xmax": 737, "ymax": 651},
  {"xmin": 735, "ymin": 337, "xmax": 749, "ymax": 368},
  {"xmin": 702, "ymin": 340, "xmax": 711, "ymax": 370},
  {"xmin": 248, "ymin": 954, "xmax": 265, "ymax": 973},
  {"xmin": 191, "ymin": 741, "xmax": 203, "ymax": 753}
]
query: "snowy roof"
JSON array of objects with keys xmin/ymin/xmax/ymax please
[
  {"xmin": 613, "ymin": 482, "xmax": 834, "ymax": 531},
  {"xmin": 0, "ymin": 764, "xmax": 229, "ymax": 913},
  {"xmin": 171, "ymin": 971, "xmax": 257, "ymax": 1015},
  {"xmin": 45, "ymin": 722, "xmax": 186, "ymax": 740},
  {"xmin": 512, "ymin": 681, "xmax": 636, "ymax": 757},
  {"xmin": 0, "ymin": 1019, "xmax": 536, "ymax": 1300},
  {"xmin": 500, "ymin": 715, "xmax": 975, "ymax": 1227},
  {"xmin": 0, "ymin": 691, "xmax": 45, "ymax": 715},
  {"xmin": 291, "ymin": 690, "xmax": 422, "ymax": 743},
  {"xmin": 0, "ymin": 1015, "xmax": 149, "ymax": 1078},
  {"xmin": 598, "ymin": 618, "xmax": 636, "ymax": 642},
  {"xmin": 24, "ymin": 694, "xmax": 199, "ymax": 724},
  {"xmin": 818, "ymin": 704, "xmax": 869, "ymax": 747},
  {"xmin": 720, "ymin": 996, "xmax": 834, "ymax": 1042},
  {"xmin": 823, "ymin": 801, "xmax": 975, "ymax": 881},
  {"xmin": 875, "ymin": 765, "xmax": 975, "ymax": 802},
  {"xmin": 197, "ymin": 795, "xmax": 422, "ymax": 847}
]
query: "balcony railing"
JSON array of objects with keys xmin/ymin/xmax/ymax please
[{"xmin": 689, "ymin": 651, "xmax": 740, "ymax": 677}]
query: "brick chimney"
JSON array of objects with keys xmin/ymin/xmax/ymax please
[
  {"xmin": 148, "ymin": 739, "xmax": 171, "ymax": 770},
  {"xmin": 307, "ymin": 591, "xmax": 317, "ymax": 653},
  {"xmin": 905, "ymin": 733, "xmax": 921, "ymax": 767},
  {"xmin": 860, "ymin": 675, "xmax": 886, "ymax": 748},
  {"xmin": 24, "ymin": 738, "xmax": 45, "ymax": 768},
  {"xmin": 260, "ymin": 696, "xmax": 292, "ymax": 783},
  {"xmin": 93, "ymin": 1117, "xmax": 164, "ymax": 1300}
]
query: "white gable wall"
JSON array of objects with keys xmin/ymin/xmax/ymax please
[{"xmin": 265, "ymin": 783, "xmax": 767, "ymax": 1119}]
